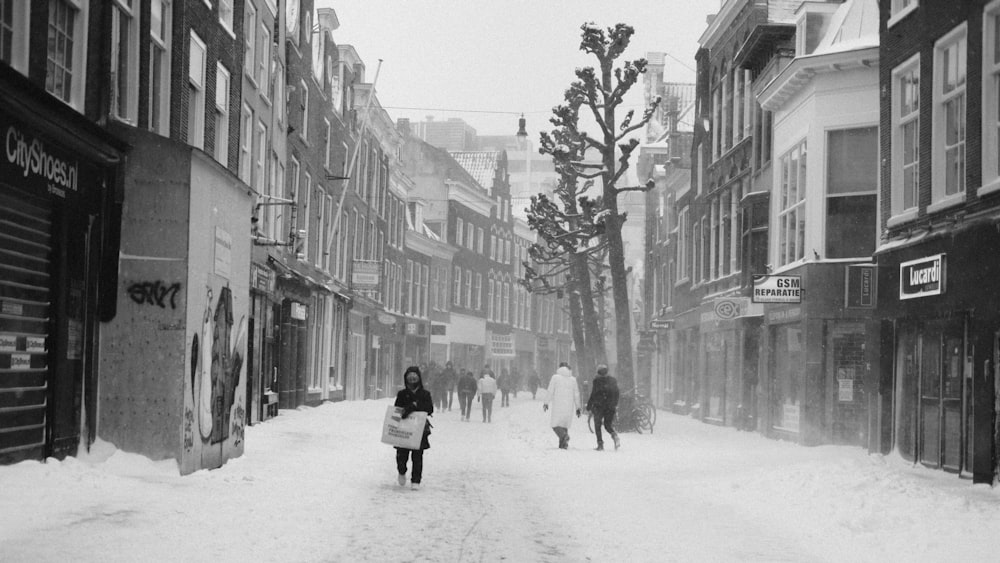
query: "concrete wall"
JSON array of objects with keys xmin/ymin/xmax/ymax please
[{"xmin": 98, "ymin": 130, "xmax": 192, "ymax": 462}]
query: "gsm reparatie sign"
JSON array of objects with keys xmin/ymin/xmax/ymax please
[{"xmin": 752, "ymin": 275, "xmax": 802, "ymax": 303}]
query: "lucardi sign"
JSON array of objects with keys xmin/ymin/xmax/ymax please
[{"xmin": 899, "ymin": 254, "xmax": 945, "ymax": 300}]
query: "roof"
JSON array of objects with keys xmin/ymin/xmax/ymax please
[
  {"xmin": 812, "ymin": 0, "xmax": 879, "ymax": 56},
  {"xmin": 449, "ymin": 151, "xmax": 501, "ymax": 191}
]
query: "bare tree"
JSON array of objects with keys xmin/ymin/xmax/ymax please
[{"xmin": 552, "ymin": 22, "xmax": 658, "ymax": 388}]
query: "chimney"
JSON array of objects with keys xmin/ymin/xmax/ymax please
[
  {"xmin": 397, "ymin": 118, "xmax": 411, "ymax": 136},
  {"xmin": 317, "ymin": 8, "xmax": 340, "ymax": 32}
]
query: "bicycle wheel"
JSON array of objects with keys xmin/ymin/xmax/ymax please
[
  {"xmin": 639, "ymin": 403, "xmax": 656, "ymax": 433},
  {"xmin": 632, "ymin": 407, "xmax": 650, "ymax": 434}
]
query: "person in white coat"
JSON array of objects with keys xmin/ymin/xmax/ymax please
[
  {"xmin": 543, "ymin": 365, "xmax": 581, "ymax": 449},
  {"xmin": 477, "ymin": 370, "xmax": 498, "ymax": 423}
]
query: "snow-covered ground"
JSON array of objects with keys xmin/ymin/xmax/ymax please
[{"xmin": 2, "ymin": 392, "xmax": 1000, "ymax": 562}]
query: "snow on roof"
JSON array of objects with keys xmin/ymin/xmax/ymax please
[
  {"xmin": 449, "ymin": 151, "xmax": 500, "ymax": 191},
  {"xmin": 812, "ymin": 0, "xmax": 879, "ymax": 56}
]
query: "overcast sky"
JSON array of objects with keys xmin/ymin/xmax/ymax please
[{"xmin": 323, "ymin": 1, "xmax": 718, "ymax": 143}]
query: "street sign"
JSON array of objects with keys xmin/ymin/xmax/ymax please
[
  {"xmin": 650, "ymin": 318, "xmax": 672, "ymax": 329},
  {"xmin": 845, "ymin": 264, "xmax": 876, "ymax": 308}
]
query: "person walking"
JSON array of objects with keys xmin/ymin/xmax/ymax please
[
  {"xmin": 543, "ymin": 365, "xmax": 580, "ymax": 449},
  {"xmin": 457, "ymin": 369, "xmax": 478, "ymax": 421},
  {"xmin": 441, "ymin": 361, "xmax": 457, "ymax": 411},
  {"xmin": 478, "ymin": 369, "xmax": 498, "ymax": 422},
  {"xmin": 498, "ymin": 368, "xmax": 512, "ymax": 407},
  {"xmin": 586, "ymin": 364, "xmax": 621, "ymax": 451},
  {"xmin": 429, "ymin": 363, "xmax": 448, "ymax": 412},
  {"xmin": 528, "ymin": 371, "xmax": 540, "ymax": 400},
  {"xmin": 393, "ymin": 366, "xmax": 433, "ymax": 490}
]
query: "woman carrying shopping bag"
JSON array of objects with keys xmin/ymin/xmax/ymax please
[{"xmin": 394, "ymin": 366, "xmax": 433, "ymax": 490}]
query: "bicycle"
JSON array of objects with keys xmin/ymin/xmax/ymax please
[{"xmin": 587, "ymin": 389, "xmax": 656, "ymax": 434}]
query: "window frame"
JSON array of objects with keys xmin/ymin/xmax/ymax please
[
  {"xmin": 186, "ymin": 31, "xmax": 207, "ymax": 150},
  {"xmin": 45, "ymin": 0, "xmax": 89, "ymax": 110},
  {"xmin": 214, "ymin": 63, "xmax": 231, "ymax": 166},
  {"xmin": 776, "ymin": 139, "xmax": 807, "ymax": 268},
  {"xmin": 982, "ymin": 2, "xmax": 1000, "ymax": 197},
  {"xmin": 888, "ymin": 0, "xmax": 918, "ymax": 29},
  {"xmin": 110, "ymin": 0, "xmax": 139, "ymax": 123},
  {"xmin": 0, "ymin": 0, "xmax": 30, "ymax": 72},
  {"xmin": 148, "ymin": 0, "xmax": 171, "ymax": 135},
  {"xmin": 890, "ymin": 54, "xmax": 921, "ymax": 224},
  {"xmin": 930, "ymin": 22, "xmax": 967, "ymax": 213}
]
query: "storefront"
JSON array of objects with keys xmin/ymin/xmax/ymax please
[
  {"xmin": 877, "ymin": 233, "xmax": 997, "ymax": 483},
  {"xmin": 759, "ymin": 265, "xmax": 876, "ymax": 448},
  {"xmin": 0, "ymin": 74, "xmax": 125, "ymax": 464}
]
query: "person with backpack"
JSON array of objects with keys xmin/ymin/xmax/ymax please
[
  {"xmin": 586, "ymin": 364, "xmax": 621, "ymax": 451},
  {"xmin": 457, "ymin": 369, "xmax": 478, "ymax": 421}
]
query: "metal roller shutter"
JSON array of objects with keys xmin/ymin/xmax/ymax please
[{"xmin": 0, "ymin": 187, "xmax": 52, "ymax": 461}]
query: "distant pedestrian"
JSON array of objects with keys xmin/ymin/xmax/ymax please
[
  {"xmin": 543, "ymin": 365, "xmax": 581, "ymax": 449},
  {"xmin": 442, "ymin": 362, "xmax": 458, "ymax": 411},
  {"xmin": 394, "ymin": 366, "xmax": 433, "ymax": 490},
  {"xmin": 457, "ymin": 369, "xmax": 478, "ymax": 421},
  {"xmin": 478, "ymin": 370, "xmax": 498, "ymax": 422},
  {"xmin": 498, "ymin": 368, "xmax": 512, "ymax": 407},
  {"xmin": 528, "ymin": 371, "xmax": 540, "ymax": 399},
  {"xmin": 429, "ymin": 363, "xmax": 448, "ymax": 411},
  {"xmin": 586, "ymin": 364, "xmax": 620, "ymax": 451}
]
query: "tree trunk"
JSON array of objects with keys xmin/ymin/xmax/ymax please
[
  {"xmin": 572, "ymin": 252, "xmax": 605, "ymax": 368},
  {"xmin": 566, "ymin": 284, "xmax": 591, "ymax": 378}
]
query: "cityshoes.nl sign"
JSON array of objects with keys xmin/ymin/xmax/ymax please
[
  {"xmin": 4, "ymin": 124, "xmax": 79, "ymax": 198},
  {"xmin": 899, "ymin": 253, "xmax": 946, "ymax": 300}
]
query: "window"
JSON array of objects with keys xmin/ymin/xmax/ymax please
[
  {"xmin": 273, "ymin": 61, "xmax": 285, "ymax": 124},
  {"xmin": 983, "ymin": 4, "xmax": 1000, "ymax": 193},
  {"xmin": 243, "ymin": 2, "xmax": 256, "ymax": 84},
  {"xmin": 827, "ymin": 128, "xmax": 878, "ymax": 258},
  {"xmin": 465, "ymin": 269, "xmax": 472, "ymax": 308},
  {"xmin": 453, "ymin": 267, "xmax": 461, "ymax": 306},
  {"xmin": 302, "ymin": 172, "xmax": 312, "ymax": 260},
  {"xmin": 466, "ymin": 223, "xmax": 474, "ymax": 250},
  {"xmin": 889, "ymin": 0, "xmax": 918, "ymax": 27},
  {"xmin": 324, "ymin": 119, "xmax": 332, "ymax": 170},
  {"xmin": 477, "ymin": 228, "xmax": 484, "ymax": 254},
  {"xmin": 456, "ymin": 218, "xmax": 464, "ymax": 246},
  {"xmin": 46, "ymin": 0, "xmax": 88, "ymax": 109},
  {"xmin": 187, "ymin": 31, "xmax": 207, "ymax": 149},
  {"xmin": 214, "ymin": 64, "xmax": 230, "ymax": 165},
  {"xmin": 255, "ymin": 121, "xmax": 266, "ymax": 218},
  {"xmin": 239, "ymin": 104, "xmax": 252, "ymax": 182},
  {"xmin": 257, "ymin": 23, "xmax": 270, "ymax": 91},
  {"xmin": 932, "ymin": 24, "xmax": 967, "ymax": 208},
  {"xmin": 148, "ymin": 0, "xmax": 170, "ymax": 134},
  {"xmin": 777, "ymin": 140, "xmax": 807, "ymax": 267},
  {"xmin": 406, "ymin": 260, "xmax": 414, "ymax": 315},
  {"xmin": 316, "ymin": 188, "xmax": 327, "ymax": 268},
  {"xmin": 111, "ymin": 0, "xmax": 139, "ymax": 122},
  {"xmin": 488, "ymin": 280, "xmax": 494, "ymax": 320},
  {"xmin": 218, "ymin": 0, "xmax": 233, "ymax": 33},
  {"xmin": 422, "ymin": 265, "xmax": 430, "ymax": 317},
  {"xmin": 503, "ymin": 283, "xmax": 510, "ymax": 324},
  {"xmin": 892, "ymin": 55, "xmax": 921, "ymax": 217},
  {"xmin": 475, "ymin": 273, "xmax": 482, "ymax": 310},
  {"xmin": 288, "ymin": 155, "xmax": 300, "ymax": 236},
  {"xmin": 677, "ymin": 207, "xmax": 688, "ymax": 282},
  {"xmin": 299, "ymin": 80, "xmax": 309, "ymax": 140},
  {"xmin": 0, "ymin": 0, "xmax": 29, "ymax": 72}
]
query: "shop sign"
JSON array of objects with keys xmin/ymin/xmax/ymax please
[
  {"xmin": 1, "ymin": 301, "xmax": 23, "ymax": 316},
  {"xmin": 377, "ymin": 313, "xmax": 396, "ymax": 326},
  {"xmin": 290, "ymin": 302, "xmax": 307, "ymax": 320},
  {"xmin": 351, "ymin": 260, "xmax": 381, "ymax": 290},
  {"xmin": 431, "ymin": 324, "xmax": 446, "ymax": 336},
  {"xmin": 845, "ymin": 264, "xmax": 876, "ymax": 308},
  {"xmin": 714, "ymin": 297, "xmax": 750, "ymax": 319},
  {"xmin": 899, "ymin": 254, "xmax": 945, "ymax": 300},
  {"xmin": 650, "ymin": 318, "xmax": 672, "ymax": 329},
  {"xmin": 3, "ymin": 121, "xmax": 80, "ymax": 198},
  {"xmin": 766, "ymin": 306, "xmax": 801, "ymax": 324},
  {"xmin": 406, "ymin": 323, "xmax": 417, "ymax": 335},
  {"xmin": 25, "ymin": 337, "xmax": 45, "ymax": 352},
  {"xmin": 10, "ymin": 353, "xmax": 30, "ymax": 369},
  {"xmin": 0, "ymin": 333, "xmax": 15, "ymax": 352},
  {"xmin": 251, "ymin": 263, "xmax": 274, "ymax": 293},
  {"xmin": 752, "ymin": 275, "xmax": 802, "ymax": 303},
  {"xmin": 490, "ymin": 333, "xmax": 515, "ymax": 357}
]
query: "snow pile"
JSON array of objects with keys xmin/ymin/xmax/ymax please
[{"xmin": 2, "ymin": 396, "xmax": 1000, "ymax": 562}]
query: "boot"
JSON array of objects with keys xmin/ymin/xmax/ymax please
[
  {"xmin": 397, "ymin": 474, "xmax": 406, "ymax": 486},
  {"xmin": 595, "ymin": 443, "xmax": 604, "ymax": 451},
  {"xmin": 613, "ymin": 434, "xmax": 621, "ymax": 450}
]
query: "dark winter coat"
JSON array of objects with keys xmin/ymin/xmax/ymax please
[
  {"xmin": 586, "ymin": 374, "xmax": 620, "ymax": 414},
  {"xmin": 457, "ymin": 372, "xmax": 478, "ymax": 395},
  {"xmin": 394, "ymin": 376, "xmax": 434, "ymax": 450}
]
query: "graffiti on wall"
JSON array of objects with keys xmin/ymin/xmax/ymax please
[
  {"xmin": 127, "ymin": 281, "xmax": 182, "ymax": 309},
  {"xmin": 184, "ymin": 286, "xmax": 246, "ymax": 450}
]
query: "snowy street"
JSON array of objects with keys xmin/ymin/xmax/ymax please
[{"xmin": 3, "ymin": 393, "xmax": 1000, "ymax": 562}]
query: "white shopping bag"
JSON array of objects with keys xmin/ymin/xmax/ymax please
[{"xmin": 380, "ymin": 405, "xmax": 427, "ymax": 449}]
